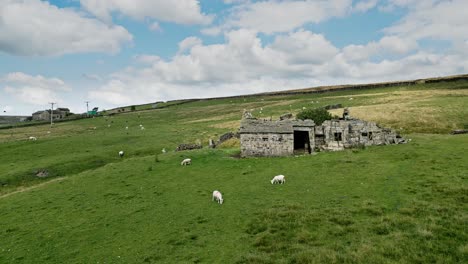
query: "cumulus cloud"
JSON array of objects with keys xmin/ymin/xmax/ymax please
[
  {"xmin": 178, "ymin": 37, "xmax": 203, "ymax": 54},
  {"xmin": 148, "ymin": 22, "xmax": 162, "ymax": 32},
  {"xmin": 384, "ymin": 0, "xmax": 468, "ymax": 46},
  {"xmin": 207, "ymin": 0, "xmax": 353, "ymax": 34},
  {"xmin": 1, "ymin": 72, "xmax": 71, "ymax": 105},
  {"xmin": 89, "ymin": 26, "xmax": 468, "ymax": 106},
  {"xmin": 0, "ymin": 0, "xmax": 132, "ymax": 56},
  {"xmin": 353, "ymin": 0, "xmax": 378, "ymax": 12},
  {"xmin": 342, "ymin": 36, "xmax": 418, "ymax": 61},
  {"xmin": 80, "ymin": 0, "xmax": 213, "ymax": 25}
]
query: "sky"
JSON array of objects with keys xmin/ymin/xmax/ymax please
[{"xmin": 1, "ymin": 0, "xmax": 467, "ymax": 115}]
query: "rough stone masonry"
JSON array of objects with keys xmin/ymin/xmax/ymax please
[{"xmin": 239, "ymin": 109, "xmax": 406, "ymax": 157}]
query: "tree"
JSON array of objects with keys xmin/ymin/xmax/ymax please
[
  {"xmin": 131, "ymin": 105, "xmax": 136, "ymax": 111},
  {"xmin": 296, "ymin": 107, "xmax": 335, "ymax": 125}
]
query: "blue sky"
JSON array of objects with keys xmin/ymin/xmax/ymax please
[{"xmin": 1, "ymin": 0, "xmax": 467, "ymax": 115}]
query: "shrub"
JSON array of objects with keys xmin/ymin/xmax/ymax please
[
  {"xmin": 131, "ymin": 105, "xmax": 136, "ymax": 111},
  {"xmin": 296, "ymin": 108, "xmax": 334, "ymax": 125}
]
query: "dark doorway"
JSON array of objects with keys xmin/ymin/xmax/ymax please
[{"xmin": 294, "ymin": 131, "xmax": 311, "ymax": 154}]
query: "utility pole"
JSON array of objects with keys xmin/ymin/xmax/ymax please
[
  {"xmin": 49, "ymin": 102, "xmax": 56, "ymax": 127},
  {"xmin": 85, "ymin": 101, "xmax": 90, "ymax": 117}
]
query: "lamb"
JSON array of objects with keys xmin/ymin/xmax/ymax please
[
  {"xmin": 181, "ymin": 158, "xmax": 191, "ymax": 166},
  {"xmin": 119, "ymin": 151, "xmax": 124, "ymax": 158},
  {"xmin": 271, "ymin": 175, "xmax": 285, "ymax": 184},
  {"xmin": 212, "ymin": 190, "xmax": 223, "ymax": 204},
  {"xmin": 29, "ymin": 136, "xmax": 37, "ymax": 141}
]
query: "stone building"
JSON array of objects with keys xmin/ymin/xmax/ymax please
[
  {"xmin": 239, "ymin": 109, "xmax": 406, "ymax": 157},
  {"xmin": 32, "ymin": 108, "xmax": 70, "ymax": 121}
]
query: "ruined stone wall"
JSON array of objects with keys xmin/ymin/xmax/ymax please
[
  {"xmin": 240, "ymin": 133, "xmax": 294, "ymax": 157},
  {"xmin": 317, "ymin": 119, "xmax": 404, "ymax": 151}
]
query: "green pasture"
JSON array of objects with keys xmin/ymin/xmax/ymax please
[{"xmin": 0, "ymin": 81, "xmax": 467, "ymax": 263}]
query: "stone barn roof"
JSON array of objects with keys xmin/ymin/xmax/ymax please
[{"xmin": 240, "ymin": 119, "xmax": 315, "ymax": 134}]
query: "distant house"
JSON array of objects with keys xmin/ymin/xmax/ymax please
[
  {"xmin": 57, "ymin": 108, "xmax": 71, "ymax": 117},
  {"xmin": 32, "ymin": 108, "xmax": 71, "ymax": 121}
]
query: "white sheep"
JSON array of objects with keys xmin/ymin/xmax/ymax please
[
  {"xmin": 271, "ymin": 175, "xmax": 285, "ymax": 184},
  {"xmin": 125, "ymin": 126, "xmax": 129, "ymax": 130},
  {"xmin": 162, "ymin": 148, "xmax": 166, "ymax": 153},
  {"xmin": 181, "ymin": 158, "xmax": 191, "ymax": 166},
  {"xmin": 29, "ymin": 136, "xmax": 37, "ymax": 141},
  {"xmin": 140, "ymin": 126, "xmax": 145, "ymax": 130},
  {"xmin": 212, "ymin": 190, "xmax": 223, "ymax": 204},
  {"xmin": 119, "ymin": 151, "xmax": 124, "ymax": 158}
]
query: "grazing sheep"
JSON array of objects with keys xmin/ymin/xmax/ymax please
[
  {"xmin": 162, "ymin": 148, "xmax": 166, "ymax": 153},
  {"xmin": 29, "ymin": 136, "xmax": 37, "ymax": 141},
  {"xmin": 181, "ymin": 158, "xmax": 191, "ymax": 166},
  {"xmin": 125, "ymin": 126, "xmax": 129, "ymax": 130},
  {"xmin": 212, "ymin": 190, "xmax": 223, "ymax": 204},
  {"xmin": 271, "ymin": 175, "xmax": 285, "ymax": 184},
  {"xmin": 119, "ymin": 151, "xmax": 124, "ymax": 158},
  {"xmin": 140, "ymin": 126, "xmax": 145, "ymax": 130}
]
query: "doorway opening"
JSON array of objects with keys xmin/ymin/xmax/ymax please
[{"xmin": 294, "ymin": 131, "xmax": 311, "ymax": 154}]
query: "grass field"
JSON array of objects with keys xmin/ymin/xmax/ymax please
[{"xmin": 0, "ymin": 81, "xmax": 467, "ymax": 263}]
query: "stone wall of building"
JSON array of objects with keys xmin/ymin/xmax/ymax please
[
  {"xmin": 240, "ymin": 133, "xmax": 294, "ymax": 157},
  {"xmin": 317, "ymin": 119, "xmax": 404, "ymax": 151}
]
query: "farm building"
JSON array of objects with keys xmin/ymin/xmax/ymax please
[
  {"xmin": 239, "ymin": 109, "xmax": 406, "ymax": 157},
  {"xmin": 32, "ymin": 108, "xmax": 70, "ymax": 121}
]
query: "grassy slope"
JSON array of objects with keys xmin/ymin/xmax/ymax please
[{"xmin": 0, "ymin": 81, "xmax": 467, "ymax": 263}]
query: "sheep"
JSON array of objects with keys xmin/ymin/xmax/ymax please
[
  {"xmin": 181, "ymin": 158, "xmax": 191, "ymax": 166},
  {"xmin": 125, "ymin": 126, "xmax": 129, "ymax": 130},
  {"xmin": 271, "ymin": 175, "xmax": 285, "ymax": 184},
  {"xmin": 162, "ymin": 148, "xmax": 166, "ymax": 153},
  {"xmin": 29, "ymin": 136, "xmax": 37, "ymax": 141},
  {"xmin": 140, "ymin": 126, "xmax": 145, "ymax": 130},
  {"xmin": 212, "ymin": 190, "xmax": 223, "ymax": 204},
  {"xmin": 119, "ymin": 151, "xmax": 124, "ymax": 158}
]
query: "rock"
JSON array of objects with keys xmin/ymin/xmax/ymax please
[
  {"xmin": 176, "ymin": 143, "xmax": 202, "ymax": 151},
  {"xmin": 451, "ymin": 129, "xmax": 468, "ymax": 135},
  {"xmin": 35, "ymin": 169, "xmax": 49, "ymax": 178},
  {"xmin": 279, "ymin": 113, "xmax": 293, "ymax": 120},
  {"xmin": 243, "ymin": 111, "xmax": 254, "ymax": 119}
]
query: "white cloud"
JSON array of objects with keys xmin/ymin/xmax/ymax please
[
  {"xmin": 3, "ymin": 72, "xmax": 71, "ymax": 91},
  {"xmin": 384, "ymin": 0, "xmax": 468, "ymax": 45},
  {"xmin": 208, "ymin": 0, "xmax": 353, "ymax": 34},
  {"xmin": 178, "ymin": 37, "xmax": 203, "ymax": 54},
  {"xmin": 342, "ymin": 35, "xmax": 417, "ymax": 61},
  {"xmin": 353, "ymin": 0, "xmax": 378, "ymax": 12},
  {"xmin": 0, "ymin": 0, "xmax": 132, "ymax": 56},
  {"xmin": 80, "ymin": 0, "xmax": 213, "ymax": 25},
  {"xmin": 1, "ymin": 72, "xmax": 71, "ymax": 105},
  {"xmin": 133, "ymin": 55, "xmax": 162, "ymax": 65},
  {"xmin": 149, "ymin": 22, "xmax": 162, "ymax": 32},
  {"xmin": 270, "ymin": 30, "xmax": 338, "ymax": 64},
  {"xmin": 89, "ymin": 26, "xmax": 468, "ymax": 106}
]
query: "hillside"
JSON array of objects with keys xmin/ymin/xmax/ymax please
[{"xmin": 0, "ymin": 80, "xmax": 467, "ymax": 263}]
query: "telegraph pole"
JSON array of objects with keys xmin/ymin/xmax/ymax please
[
  {"xmin": 49, "ymin": 102, "xmax": 56, "ymax": 127},
  {"xmin": 85, "ymin": 101, "xmax": 90, "ymax": 117}
]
